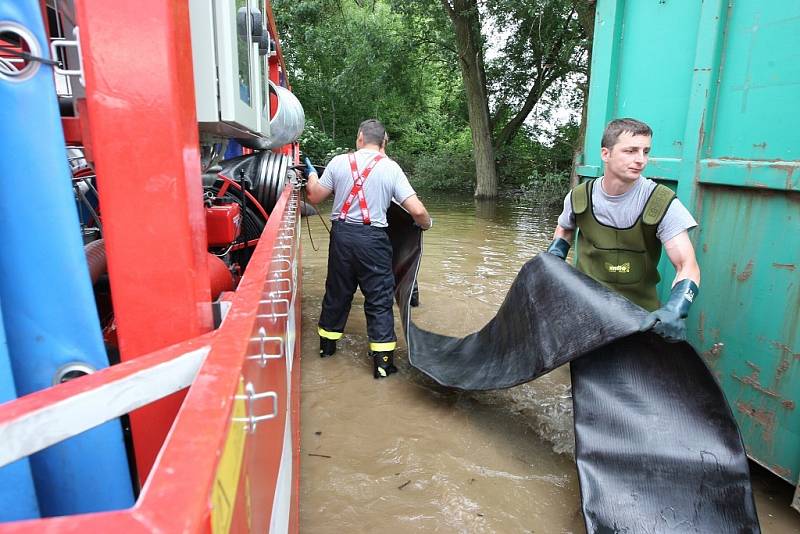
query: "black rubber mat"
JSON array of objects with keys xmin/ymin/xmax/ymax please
[{"xmin": 386, "ymin": 203, "xmax": 760, "ymax": 533}]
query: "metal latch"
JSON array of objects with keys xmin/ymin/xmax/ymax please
[
  {"xmin": 50, "ymin": 26, "xmax": 84, "ymax": 86},
  {"xmin": 271, "ymin": 258, "xmax": 291, "ymax": 273},
  {"xmin": 233, "ymin": 382, "xmax": 277, "ymax": 434},
  {"xmin": 247, "ymin": 326, "xmax": 284, "ymax": 367},
  {"xmin": 257, "ymin": 297, "xmax": 289, "ymax": 320},
  {"xmin": 267, "ymin": 277, "xmax": 291, "ymax": 295}
]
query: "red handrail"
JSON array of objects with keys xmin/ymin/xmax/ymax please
[{"xmin": 0, "ymin": 185, "xmax": 301, "ymax": 532}]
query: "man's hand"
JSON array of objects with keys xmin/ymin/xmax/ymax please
[
  {"xmin": 400, "ymin": 194, "xmax": 431, "ymax": 230},
  {"xmin": 414, "ymin": 217, "xmax": 432, "ymax": 231},
  {"xmin": 639, "ymin": 279, "xmax": 699, "ymax": 342},
  {"xmin": 546, "ymin": 238, "xmax": 570, "ymax": 260}
]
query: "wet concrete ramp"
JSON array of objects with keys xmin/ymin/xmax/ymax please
[{"xmin": 387, "ymin": 203, "xmax": 760, "ymax": 533}]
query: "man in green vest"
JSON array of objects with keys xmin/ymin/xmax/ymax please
[{"xmin": 546, "ymin": 118, "xmax": 700, "ymax": 342}]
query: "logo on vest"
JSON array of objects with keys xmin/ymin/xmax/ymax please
[{"xmin": 605, "ymin": 262, "xmax": 631, "ymax": 273}]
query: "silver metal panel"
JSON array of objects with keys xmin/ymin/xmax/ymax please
[
  {"xmin": 188, "ymin": 0, "xmax": 219, "ymax": 123},
  {"xmin": 258, "ymin": 55, "xmax": 271, "ymax": 138},
  {"xmin": 214, "ymin": 0, "xmax": 259, "ymax": 133}
]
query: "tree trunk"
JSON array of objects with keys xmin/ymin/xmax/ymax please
[
  {"xmin": 493, "ymin": 73, "xmax": 547, "ymax": 153},
  {"xmin": 570, "ymin": 0, "xmax": 597, "ymax": 188},
  {"xmin": 330, "ymin": 96, "xmax": 336, "ymax": 141},
  {"xmin": 318, "ymin": 105, "xmax": 326, "ymax": 134},
  {"xmin": 443, "ymin": 0, "xmax": 498, "ymax": 199}
]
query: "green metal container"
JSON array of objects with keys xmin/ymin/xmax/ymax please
[{"xmin": 577, "ymin": 0, "xmax": 800, "ymax": 506}]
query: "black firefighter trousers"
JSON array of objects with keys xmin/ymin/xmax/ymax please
[{"xmin": 318, "ymin": 221, "xmax": 397, "ymax": 352}]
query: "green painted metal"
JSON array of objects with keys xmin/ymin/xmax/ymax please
[{"xmin": 579, "ymin": 0, "xmax": 800, "ymax": 489}]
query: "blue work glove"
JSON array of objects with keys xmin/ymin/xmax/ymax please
[
  {"xmin": 639, "ymin": 279, "xmax": 699, "ymax": 343},
  {"xmin": 546, "ymin": 238, "xmax": 570, "ymax": 260},
  {"xmin": 304, "ymin": 157, "xmax": 317, "ymax": 178}
]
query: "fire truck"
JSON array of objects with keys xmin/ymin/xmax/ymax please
[{"xmin": 0, "ymin": 0, "xmax": 303, "ymax": 531}]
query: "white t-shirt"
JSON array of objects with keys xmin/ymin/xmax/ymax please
[
  {"xmin": 557, "ymin": 177, "xmax": 697, "ymax": 243},
  {"xmin": 319, "ymin": 149, "xmax": 416, "ymax": 228}
]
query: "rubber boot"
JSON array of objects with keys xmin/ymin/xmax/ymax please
[
  {"xmin": 319, "ymin": 336, "xmax": 336, "ymax": 358},
  {"xmin": 372, "ymin": 351, "xmax": 398, "ymax": 379}
]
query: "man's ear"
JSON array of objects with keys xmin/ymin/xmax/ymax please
[{"xmin": 600, "ymin": 146, "xmax": 610, "ymax": 163}]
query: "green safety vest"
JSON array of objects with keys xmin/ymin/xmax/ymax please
[{"xmin": 573, "ymin": 179, "xmax": 675, "ymax": 312}]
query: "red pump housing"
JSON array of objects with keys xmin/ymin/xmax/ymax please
[{"xmin": 206, "ymin": 202, "xmax": 242, "ymax": 247}]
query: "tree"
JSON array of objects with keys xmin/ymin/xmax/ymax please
[
  {"xmin": 273, "ymin": 0, "xmax": 594, "ymax": 195},
  {"xmin": 486, "ymin": 0, "xmax": 587, "ymax": 150},
  {"xmin": 398, "ymin": 0, "xmax": 592, "ymax": 198},
  {"xmin": 273, "ymin": 0, "xmax": 433, "ymax": 154},
  {"xmin": 441, "ymin": 0, "xmax": 498, "ymax": 198},
  {"xmin": 570, "ymin": 0, "xmax": 596, "ymax": 187}
]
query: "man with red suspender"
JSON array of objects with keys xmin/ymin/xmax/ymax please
[{"xmin": 305, "ymin": 119, "xmax": 432, "ymax": 378}]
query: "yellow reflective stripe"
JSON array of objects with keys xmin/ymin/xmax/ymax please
[
  {"xmin": 369, "ymin": 341, "xmax": 397, "ymax": 351},
  {"xmin": 318, "ymin": 327, "xmax": 343, "ymax": 340},
  {"xmin": 211, "ymin": 377, "xmax": 247, "ymax": 534}
]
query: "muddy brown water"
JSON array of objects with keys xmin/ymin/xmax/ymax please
[{"xmin": 298, "ymin": 194, "xmax": 799, "ymax": 533}]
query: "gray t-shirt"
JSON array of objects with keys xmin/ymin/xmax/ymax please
[
  {"xmin": 557, "ymin": 177, "xmax": 697, "ymax": 243},
  {"xmin": 319, "ymin": 149, "xmax": 416, "ymax": 228}
]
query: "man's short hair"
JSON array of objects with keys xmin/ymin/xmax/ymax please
[
  {"xmin": 601, "ymin": 118, "xmax": 653, "ymax": 149},
  {"xmin": 359, "ymin": 119, "xmax": 386, "ymax": 147}
]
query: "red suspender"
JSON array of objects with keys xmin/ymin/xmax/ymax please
[{"xmin": 340, "ymin": 153, "xmax": 384, "ymax": 225}]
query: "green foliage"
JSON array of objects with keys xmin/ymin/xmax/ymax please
[
  {"xmin": 398, "ymin": 131, "xmax": 476, "ymax": 192},
  {"xmin": 409, "ymin": 150, "xmax": 476, "ymax": 193},
  {"xmin": 550, "ymin": 120, "xmax": 581, "ymax": 171},
  {"xmin": 272, "ymin": 0, "xmax": 591, "ymax": 195},
  {"xmin": 496, "ymin": 121, "xmax": 578, "ymax": 190},
  {"xmin": 484, "ymin": 0, "xmax": 590, "ymax": 113},
  {"xmin": 518, "ymin": 171, "xmax": 571, "ymax": 205},
  {"xmin": 273, "ymin": 0, "xmax": 438, "ymax": 150},
  {"xmin": 298, "ymin": 121, "xmax": 336, "ymax": 161},
  {"xmin": 494, "ymin": 122, "xmax": 576, "ymax": 203}
]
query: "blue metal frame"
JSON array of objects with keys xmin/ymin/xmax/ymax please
[
  {"xmin": 0, "ymin": 299, "xmax": 39, "ymax": 521},
  {"xmin": 0, "ymin": 0, "xmax": 134, "ymax": 517}
]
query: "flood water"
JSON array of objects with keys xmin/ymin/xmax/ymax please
[{"xmin": 298, "ymin": 194, "xmax": 799, "ymax": 533}]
